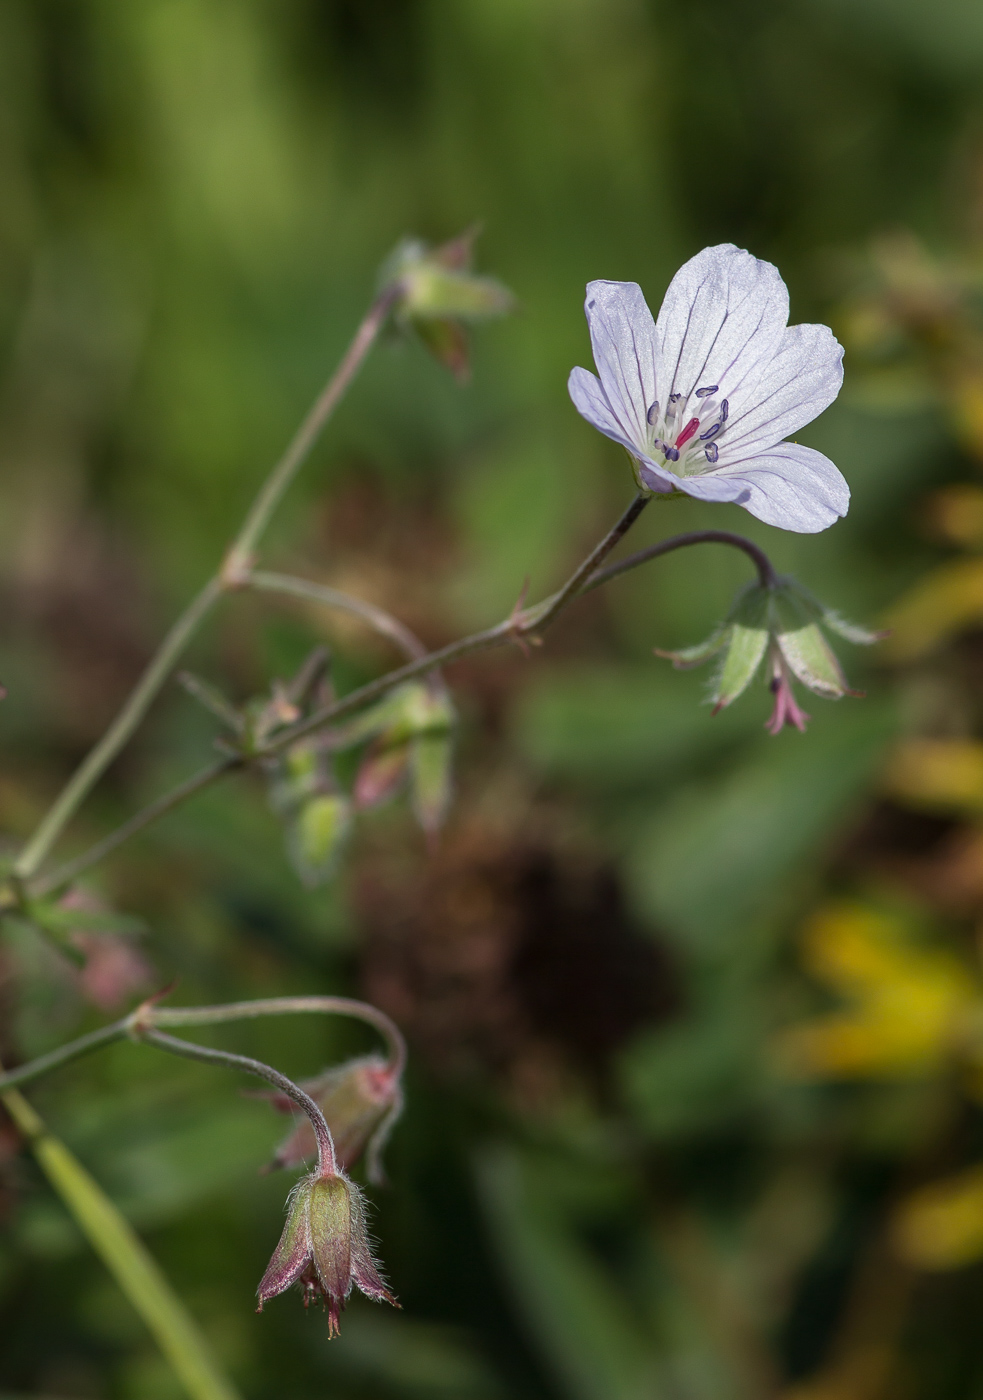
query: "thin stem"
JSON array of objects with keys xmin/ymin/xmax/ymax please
[
  {"xmin": 222, "ymin": 284, "xmax": 402, "ymax": 580},
  {"xmin": 530, "ymin": 492, "xmax": 649, "ymax": 632},
  {"xmin": 0, "ymin": 993, "xmax": 406, "ymax": 1094},
  {"xmin": 32, "ymin": 758, "xmax": 240, "ymax": 899},
  {"xmin": 14, "ymin": 283, "xmax": 400, "ymax": 885},
  {"xmin": 582, "ymin": 529, "xmax": 777, "ymax": 593},
  {"xmin": 247, "ymin": 570, "xmax": 429, "ymax": 662},
  {"xmin": 151, "ymin": 996, "xmax": 407, "ymax": 1080},
  {"xmin": 134, "ymin": 1027, "xmax": 337, "ymax": 1176},
  {"xmin": 19, "ymin": 517, "xmax": 776, "ymax": 895},
  {"xmin": 1, "ymin": 1065, "xmax": 241, "ymax": 1400},
  {"xmin": 0, "ymin": 1019, "xmax": 129, "ymax": 1090},
  {"xmin": 13, "ymin": 579, "xmax": 223, "ymax": 881}
]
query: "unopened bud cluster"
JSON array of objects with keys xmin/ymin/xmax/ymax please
[{"xmin": 657, "ymin": 576, "xmax": 883, "ymax": 734}]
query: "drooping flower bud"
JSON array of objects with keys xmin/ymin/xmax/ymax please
[
  {"xmin": 656, "ymin": 576, "xmax": 883, "ymax": 734},
  {"xmin": 257, "ymin": 1169, "xmax": 397, "ymax": 1336},
  {"xmin": 384, "ymin": 229, "xmax": 514, "ymax": 381},
  {"xmin": 261, "ymin": 1054, "xmax": 403, "ymax": 1185}
]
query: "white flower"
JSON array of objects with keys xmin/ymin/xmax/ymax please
[{"xmin": 568, "ymin": 244, "xmax": 849, "ymax": 533}]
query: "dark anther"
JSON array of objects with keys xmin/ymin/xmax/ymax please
[
  {"xmin": 720, "ymin": 399, "xmax": 729, "ymax": 421},
  {"xmin": 669, "ymin": 392, "xmax": 682, "ymax": 403},
  {"xmin": 664, "ymin": 446, "xmax": 680, "ymax": 462},
  {"xmin": 695, "ymin": 384, "xmax": 718, "ymax": 398},
  {"xmin": 704, "ymin": 443, "xmax": 719, "ymax": 463},
  {"xmin": 700, "ymin": 422, "xmax": 722, "ymax": 441},
  {"xmin": 647, "ymin": 401, "xmax": 660, "ymax": 424}
]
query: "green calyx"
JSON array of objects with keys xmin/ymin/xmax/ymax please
[{"xmin": 655, "ymin": 576, "xmax": 882, "ymax": 713}]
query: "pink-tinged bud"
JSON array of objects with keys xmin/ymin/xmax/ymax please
[
  {"xmin": 354, "ymin": 739, "xmax": 411, "ymax": 810},
  {"xmin": 262, "ymin": 1054, "xmax": 403, "ymax": 1184},
  {"xmin": 257, "ymin": 1170, "xmax": 397, "ymax": 1335},
  {"xmin": 654, "ymin": 575, "xmax": 880, "ymax": 734},
  {"xmin": 765, "ymin": 654, "xmax": 812, "ymax": 735}
]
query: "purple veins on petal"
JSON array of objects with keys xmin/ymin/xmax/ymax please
[
  {"xmin": 647, "ymin": 401, "xmax": 660, "ymax": 424},
  {"xmin": 705, "ymin": 443, "xmax": 719, "ymax": 463},
  {"xmin": 695, "ymin": 384, "xmax": 719, "ymax": 397}
]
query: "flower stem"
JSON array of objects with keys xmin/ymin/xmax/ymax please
[
  {"xmin": 246, "ymin": 570, "xmax": 429, "ymax": 662},
  {"xmin": 18, "ymin": 515, "xmax": 777, "ymax": 898},
  {"xmin": 13, "ymin": 578, "xmax": 223, "ymax": 881},
  {"xmin": 581, "ymin": 529, "xmax": 778, "ymax": 593},
  {"xmin": 13, "ymin": 284, "xmax": 400, "ymax": 885},
  {"xmin": 528, "ymin": 492, "xmax": 649, "ymax": 632},
  {"xmin": 0, "ymin": 993, "xmax": 406, "ymax": 1094},
  {"xmin": 1, "ymin": 1075, "xmax": 241, "ymax": 1400},
  {"xmin": 132, "ymin": 1027, "xmax": 338, "ymax": 1177},
  {"xmin": 221, "ymin": 284, "xmax": 402, "ymax": 582},
  {"xmin": 31, "ymin": 757, "xmax": 240, "ymax": 899}
]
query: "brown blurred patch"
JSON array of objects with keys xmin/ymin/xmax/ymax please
[
  {"xmin": 355, "ymin": 785, "xmax": 677, "ymax": 1107},
  {"xmin": 3, "ymin": 514, "xmax": 152, "ymax": 746}
]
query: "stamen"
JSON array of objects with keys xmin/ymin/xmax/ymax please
[
  {"xmin": 700, "ymin": 422, "xmax": 722, "ymax": 441},
  {"xmin": 695, "ymin": 384, "xmax": 718, "ymax": 398},
  {"xmin": 647, "ymin": 401, "xmax": 660, "ymax": 425},
  {"xmin": 669, "ymin": 393, "xmax": 682, "ymax": 403},
  {"xmin": 664, "ymin": 446, "xmax": 680, "ymax": 462},
  {"xmin": 720, "ymin": 399, "xmax": 729, "ymax": 422},
  {"xmin": 705, "ymin": 443, "xmax": 719, "ymax": 463},
  {"xmin": 676, "ymin": 417, "xmax": 701, "ymax": 448}
]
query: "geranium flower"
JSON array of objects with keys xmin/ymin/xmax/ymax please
[{"xmin": 568, "ymin": 244, "xmax": 849, "ymax": 533}]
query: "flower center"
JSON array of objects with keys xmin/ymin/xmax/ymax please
[{"xmin": 645, "ymin": 384, "xmax": 729, "ymax": 475}]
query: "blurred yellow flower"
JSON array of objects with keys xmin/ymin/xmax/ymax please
[
  {"xmin": 879, "ymin": 558, "xmax": 983, "ymax": 662},
  {"xmin": 894, "ymin": 1164, "xmax": 983, "ymax": 1269},
  {"xmin": 778, "ymin": 902, "xmax": 979, "ymax": 1078},
  {"xmin": 882, "ymin": 738, "xmax": 983, "ymax": 815}
]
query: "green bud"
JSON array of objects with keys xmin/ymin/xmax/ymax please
[
  {"xmin": 268, "ymin": 740, "xmax": 351, "ymax": 887},
  {"xmin": 288, "ymin": 793, "xmax": 352, "ymax": 888},
  {"xmin": 405, "ymin": 688, "xmax": 455, "ymax": 838},
  {"xmin": 383, "ymin": 229, "xmax": 513, "ymax": 381},
  {"xmin": 347, "ymin": 682, "xmax": 456, "ymax": 834},
  {"xmin": 654, "ymin": 575, "xmax": 880, "ymax": 729}
]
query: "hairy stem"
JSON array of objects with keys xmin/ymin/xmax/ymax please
[
  {"xmin": 529, "ymin": 492, "xmax": 649, "ymax": 631},
  {"xmin": 0, "ymin": 993, "xmax": 406, "ymax": 1094},
  {"xmin": 132, "ymin": 1027, "xmax": 338, "ymax": 1176},
  {"xmin": 32, "ymin": 757, "xmax": 240, "ymax": 899},
  {"xmin": 222, "ymin": 284, "xmax": 402, "ymax": 581},
  {"xmin": 152, "ymin": 996, "xmax": 407, "ymax": 1080},
  {"xmin": 13, "ymin": 579, "xmax": 223, "ymax": 881},
  {"xmin": 19, "ymin": 520, "xmax": 778, "ymax": 895},
  {"xmin": 582, "ymin": 529, "xmax": 777, "ymax": 593},
  {"xmin": 14, "ymin": 284, "xmax": 400, "ymax": 884},
  {"xmin": 247, "ymin": 570, "xmax": 430, "ymax": 662}
]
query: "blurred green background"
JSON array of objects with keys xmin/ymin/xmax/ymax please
[{"xmin": 7, "ymin": 1, "xmax": 983, "ymax": 1397}]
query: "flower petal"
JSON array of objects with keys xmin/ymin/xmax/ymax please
[
  {"xmin": 567, "ymin": 367, "xmax": 678, "ymax": 494},
  {"xmin": 581, "ymin": 280, "xmax": 658, "ymax": 449},
  {"xmin": 257, "ymin": 1179, "xmax": 314, "ymax": 1304},
  {"xmin": 567, "ymin": 365, "xmax": 645, "ymax": 458},
  {"xmin": 655, "ymin": 245, "xmax": 789, "ymax": 409},
  {"xmin": 718, "ymin": 323, "xmax": 844, "ymax": 458},
  {"xmin": 676, "ymin": 443, "xmax": 849, "ymax": 533}
]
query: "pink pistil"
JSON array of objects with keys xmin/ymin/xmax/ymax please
[
  {"xmin": 675, "ymin": 416, "xmax": 701, "ymax": 449},
  {"xmin": 765, "ymin": 670, "xmax": 811, "ymax": 735}
]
